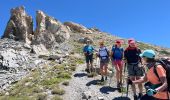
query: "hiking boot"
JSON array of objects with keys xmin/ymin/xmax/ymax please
[
  {"xmin": 117, "ymin": 87, "xmax": 122, "ymax": 92},
  {"xmin": 133, "ymin": 94, "xmax": 138, "ymax": 100},
  {"xmin": 105, "ymin": 76, "xmax": 107, "ymax": 80},
  {"xmin": 138, "ymin": 93, "xmax": 143, "ymax": 99},
  {"xmin": 101, "ymin": 76, "xmax": 104, "ymax": 82},
  {"xmin": 85, "ymin": 68, "xmax": 90, "ymax": 73},
  {"xmin": 117, "ymin": 82, "xmax": 121, "ymax": 88},
  {"xmin": 117, "ymin": 83, "xmax": 122, "ymax": 92},
  {"xmin": 117, "ymin": 83, "xmax": 119, "ymax": 88}
]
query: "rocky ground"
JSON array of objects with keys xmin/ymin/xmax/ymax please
[{"xmin": 62, "ymin": 59, "xmax": 134, "ymax": 100}]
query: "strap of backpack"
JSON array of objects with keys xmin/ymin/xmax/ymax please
[
  {"xmin": 153, "ymin": 63, "xmax": 161, "ymax": 82},
  {"xmin": 104, "ymin": 47, "xmax": 109, "ymax": 56}
]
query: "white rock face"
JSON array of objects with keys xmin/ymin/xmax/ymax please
[
  {"xmin": 64, "ymin": 21, "xmax": 93, "ymax": 34},
  {"xmin": 33, "ymin": 10, "xmax": 70, "ymax": 48},
  {"xmin": 2, "ymin": 6, "xmax": 33, "ymax": 44}
]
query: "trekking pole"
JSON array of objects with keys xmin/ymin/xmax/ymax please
[
  {"xmin": 109, "ymin": 66, "xmax": 114, "ymax": 87},
  {"xmin": 126, "ymin": 81, "xmax": 129, "ymax": 97},
  {"xmin": 95, "ymin": 57, "xmax": 99, "ymax": 75},
  {"xmin": 121, "ymin": 62, "xmax": 127, "ymax": 96}
]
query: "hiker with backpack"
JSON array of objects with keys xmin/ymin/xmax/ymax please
[
  {"xmin": 111, "ymin": 40, "xmax": 124, "ymax": 91},
  {"xmin": 96, "ymin": 41, "xmax": 110, "ymax": 82},
  {"xmin": 83, "ymin": 40, "xmax": 94, "ymax": 73},
  {"xmin": 128, "ymin": 50, "xmax": 170, "ymax": 100},
  {"xmin": 124, "ymin": 39, "xmax": 144, "ymax": 100}
]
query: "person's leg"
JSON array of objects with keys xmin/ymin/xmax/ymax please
[
  {"xmin": 136, "ymin": 76, "xmax": 143, "ymax": 95},
  {"xmin": 89, "ymin": 55, "xmax": 94, "ymax": 72},
  {"xmin": 118, "ymin": 60, "xmax": 123, "ymax": 85},
  {"xmin": 85, "ymin": 56, "xmax": 90, "ymax": 73},
  {"xmin": 113, "ymin": 60, "xmax": 120, "ymax": 85},
  {"xmin": 100, "ymin": 62, "xmax": 104, "ymax": 81},
  {"xmin": 127, "ymin": 64, "xmax": 137, "ymax": 99},
  {"xmin": 129, "ymin": 76, "xmax": 136, "ymax": 95},
  {"xmin": 135, "ymin": 64, "xmax": 144, "ymax": 98},
  {"xmin": 104, "ymin": 63, "xmax": 108, "ymax": 80}
]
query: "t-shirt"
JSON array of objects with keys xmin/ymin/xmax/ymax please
[
  {"xmin": 124, "ymin": 47, "xmax": 141, "ymax": 63},
  {"xmin": 147, "ymin": 65, "xmax": 170, "ymax": 99},
  {"xmin": 83, "ymin": 45, "xmax": 94, "ymax": 55},
  {"xmin": 112, "ymin": 47, "xmax": 123, "ymax": 60}
]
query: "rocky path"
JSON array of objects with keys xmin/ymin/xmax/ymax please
[{"xmin": 62, "ymin": 60, "xmax": 133, "ymax": 100}]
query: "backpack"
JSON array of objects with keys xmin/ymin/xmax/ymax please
[
  {"xmin": 153, "ymin": 58, "xmax": 170, "ymax": 92},
  {"xmin": 84, "ymin": 45, "xmax": 94, "ymax": 55},
  {"xmin": 112, "ymin": 46, "xmax": 123, "ymax": 59},
  {"xmin": 98, "ymin": 47, "xmax": 109, "ymax": 59}
]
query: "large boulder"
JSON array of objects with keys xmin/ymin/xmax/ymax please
[
  {"xmin": 64, "ymin": 22, "xmax": 93, "ymax": 34},
  {"xmin": 32, "ymin": 44, "xmax": 50, "ymax": 56},
  {"xmin": 2, "ymin": 6, "xmax": 33, "ymax": 44},
  {"xmin": 78, "ymin": 37, "xmax": 93, "ymax": 44},
  {"xmin": 33, "ymin": 10, "xmax": 70, "ymax": 48}
]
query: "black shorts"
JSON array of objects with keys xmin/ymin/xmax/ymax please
[{"xmin": 85, "ymin": 54, "xmax": 93, "ymax": 63}]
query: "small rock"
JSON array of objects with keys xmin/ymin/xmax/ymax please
[
  {"xmin": 24, "ymin": 43, "xmax": 31, "ymax": 49},
  {"xmin": 82, "ymin": 91, "xmax": 92, "ymax": 99},
  {"xmin": 25, "ymin": 82, "xmax": 31, "ymax": 87},
  {"xmin": 5, "ymin": 92, "xmax": 9, "ymax": 96},
  {"xmin": 98, "ymin": 96, "xmax": 104, "ymax": 100}
]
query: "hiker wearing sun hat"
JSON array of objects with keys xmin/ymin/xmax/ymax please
[
  {"xmin": 129, "ymin": 49, "xmax": 170, "ymax": 100},
  {"xmin": 83, "ymin": 39, "xmax": 94, "ymax": 73},
  {"xmin": 111, "ymin": 40, "xmax": 124, "ymax": 91},
  {"xmin": 96, "ymin": 40, "xmax": 110, "ymax": 82},
  {"xmin": 124, "ymin": 38, "xmax": 144, "ymax": 100}
]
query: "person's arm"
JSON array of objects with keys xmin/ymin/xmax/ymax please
[
  {"xmin": 133, "ymin": 75, "xmax": 147, "ymax": 84},
  {"xmin": 138, "ymin": 49, "xmax": 142, "ymax": 64},
  {"xmin": 122, "ymin": 48, "xmax": 124, "ymax": 60},
  {"xmin": 124, "ymin": 50, "xmax": 127, "ymax": 63},
  {"xmin": 110, "ymin": 47, "xmax": 114, "ymax": 60},
  {"xmin": 83, "ymin": 46, "xmax": 87, "ymax": 56},
  {"xmin": 155, "ymin": 65, "xmax": 168, "ymax": 92}
]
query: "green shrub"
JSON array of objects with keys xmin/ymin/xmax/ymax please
[
  {"xmin": 62, "ymin": 81, "xmax": 69, "ymax": 86},
  {"xmin": 57, "ymin": 72, "xmax": 71, "ymax": 79},
  {"xmin": 51, "ymin": 88, "xmax": 65, "ymax": 95},
  {"xmin": 36, "ymin": 93, "xmax": 47, "ymax": 100},
  {"xmin": 52, "ymin": 95, "xmax": 63, "ymax": 100},
  {"xmin": 41, "ymin": 78, "xmax": 61, "ymax": 86}
]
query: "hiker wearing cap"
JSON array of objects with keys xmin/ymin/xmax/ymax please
[
  {"xmin": 124, "ymin": 39, "xmax": 143, "ymax": 100},
  {"xmin": 129, "ymin": 50, "xmax": 170, "ymax": 100},
  {"xmin": 83, "ymin": 40, "xmax": 94, "ymax": 73},
  {"xmin": 111, "ymin": 40, "xmax": 124, "ymax": 91},
  {"xmin": 97, "ymin": 41, "xmax": 110, "ymax": 82}
]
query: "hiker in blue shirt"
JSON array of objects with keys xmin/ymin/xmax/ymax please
[
  {"xmin": 83, "ymin": 40, "xmax": 94, "ymax": 73},
  {"xmin": 111, "ymin": 40, "xmax": 124, "ymax": 92}
]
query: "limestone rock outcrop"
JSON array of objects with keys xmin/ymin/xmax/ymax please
[{"xmin": 2, "ymin": 6, "xmax": 33, "ymax": 44}]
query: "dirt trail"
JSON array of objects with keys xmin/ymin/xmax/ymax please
[{"xmin": 62, "ymin": 59, "xmax": 134, "ymax": 100}]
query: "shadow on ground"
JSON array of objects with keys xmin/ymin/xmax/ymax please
[
  {"xmin": 74, "ymin": 73, "xmax": 87, "ymax": 77},
  {"xmin": 100, "ymin": 86, "xmax": 117, "ymax": 94},
  {"xmin": 86, "ymin": 79, "xmax": 101, "ymax": 86},
  {"xmin": 112, "ymin": 96, "xmax": 131, "ymax": 100}
]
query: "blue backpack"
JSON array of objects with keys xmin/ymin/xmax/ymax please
[{"xmin": 112, "ymin": 46, "xmax": 123, "ymax": 59}]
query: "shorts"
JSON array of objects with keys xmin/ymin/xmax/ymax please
[
  {"xmin": 112, "ymin": 60, "xmax": 123, "ymax": 69},
  {"xmin": 127, "ymin": 63, "xmax": 144, "ymax": 76},
  {"xmin": 85, "ymin": 54, "xmax": 93, "ymax": 63},
  {"xmin": 100, "ymin": 58, "xmax": 109, "ymax": 68}
]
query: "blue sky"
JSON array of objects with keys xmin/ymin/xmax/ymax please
[{"xmin": 1, "ymin": 0, "xmax": 170, "ymax": 48}]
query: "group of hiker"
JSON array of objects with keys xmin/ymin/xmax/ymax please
[{"xmin": 83, "ymin": 38, "xmax": 170, "ymax": 100}]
